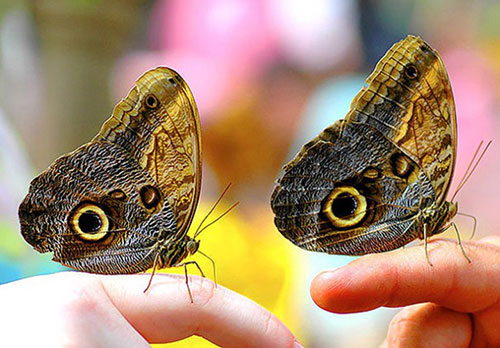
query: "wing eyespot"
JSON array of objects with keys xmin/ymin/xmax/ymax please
[
  {"xmin": 405, "ymin": 64, "xmax": 418, "ymax": 79},
  {"xmin": 108, "ymin": 189, "xmax": 127, "ymax": 201},
  {"xmin": 139, "ymin": 185, "xmax": 162, "ymax": 210},
  {"xmin": 69, "ymin": 203, "xmax": 109, "ymax": 242},
  {"xmin": 322, "ymin": 186, "xmax": 367, "ymax": 228},
  {"xmin": 420, "ymin": 44, "xmax": 430, "ymax": 53},
  {"xmin": 390, "ymin": 153, "xmax": 414, "ymax": 179},
  {"xmin": 145, "ymin": 94, "xmax": 159, "ymax": 109},
  {"xmin": 362, "ymin": 167, "xmax": 382, "ymax": 180},
  {"xmin": 168, "ymin": 77, "xmax": 178, "ymax": 87}
]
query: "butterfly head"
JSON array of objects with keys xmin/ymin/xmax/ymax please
[
  {"xmin": 186, "ymin": 238, "xmax": 200, "ymax": 255},
  {"xmin": 441, "ymin": 200, "xmax": 458, "ymax": 228}
]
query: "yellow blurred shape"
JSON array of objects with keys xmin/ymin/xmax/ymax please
[{"xmin": 152, "ymin": 201, "xmax": 305, "ymax": 347}]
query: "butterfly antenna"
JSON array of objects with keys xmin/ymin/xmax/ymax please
[
  {"xmin": 454, "ymin": 140, "xmax": 483, "ymax": 194},
  {"xmin": 451, "ymin": 140, "xmax": 491, "ymax": 202},
  {"xmin": 194, "ymin": 201, "xmax": 239, "ymax": 239},
  {"xmin": 193, "ymin": 183, "xmax": 232, "ymax": 237}
]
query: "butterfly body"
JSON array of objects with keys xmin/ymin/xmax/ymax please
[
  {"xmin": 271, "ymin": 36, "xmax": 459, "ymax": 256},
  {"xmin": 19, "ymin": 67, "xmax": 202, "ymax": 275},
  {"xmin": 157, "ymin": 235, "xmax": 199, "ymax": 269}
]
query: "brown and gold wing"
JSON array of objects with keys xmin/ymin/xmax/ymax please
[
  {"xmin": 347, "ymin": 35, "xmax": 456, "ymax": 203},
  {"xmin": 94, "ymin": 67, "xmax": 202, "ymax": 237},
  {"xmin": 288, "ymin": 36, "xmax": 456, "ymax": 204}
]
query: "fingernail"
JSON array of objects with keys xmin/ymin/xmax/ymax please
[
  {"xmin": 315, "ymin": 267, "xmax": 342, "ymax": 281},
  {"xmin": 480, "ymin": 236, "xmax": 500, "ymax": 246},
  {"xmin": 294, "ymin": 339, "xmax": 304, "ymax": 348},
  {"xmin": 311, "ymin": 268, "xmax": 342, "ymax": 294},
  {"xmin": 323, "ymin": 267, "xmax": 341, "ymax": 275}
]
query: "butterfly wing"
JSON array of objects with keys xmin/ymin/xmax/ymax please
[
  {"xmin": 95, "ymin": 67, "xmax": 202, "ymax": 237},
  {"xmin": 348, "ymin": 35, "xmax": 456, "ymax": 204},
  {"xmin": 19, "ymin": 67, "xmax": 201, "ymax": 273},
  {"xmin": 271, "ymin": 36, "xmax": 456, "ymax": 254}
]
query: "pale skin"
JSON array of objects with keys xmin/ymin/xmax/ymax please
[
  {"xmin": 311, "ymin": 236, "xmax": 500, "ymax": 347},
  {"xmin": 0, "ymin": 272, "xmax": 299, "ymax": 347},
  {"xmin": 1, "ymin": 237, "xmax": 499, "ymax": 347}
]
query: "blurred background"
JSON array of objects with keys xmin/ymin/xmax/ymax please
[{"xmin": 0, "ymin": 0, "xmax": 499, "ymax": 347}]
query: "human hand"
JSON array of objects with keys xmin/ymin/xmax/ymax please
[
  {"xmin": 310, "ymin": 237, "xmax": 500, "ymax": 347},
  {"xmin": 0, "ymin": 272, "xmax": 300, "ymax": 347}
]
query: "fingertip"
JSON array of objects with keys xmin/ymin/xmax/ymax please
[
  {"xmin": 310, "ymin": 269, "xmax": 339, "ymax": 310},
  {"xmin": 311, "ymin": 239, "xmax": 500, "ymax": 315},
  {"xmin": 310, "ymin": 264, "xmax": 382, "ymax": 313}
]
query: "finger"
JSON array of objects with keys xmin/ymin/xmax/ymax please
[
  {"xmin": 480, "ymin": 235, "xmax": 500, "ymax": 247},
  {"xmin": 469, "ymin": 292, "xmax": 500, "ymax": 347},
  {"xmin": 311, "ymin": 238, "xmax": 500, "ymax": 313},
  {"xmin": 99, "ymin": 273, "xmax": 299, "ymax": 348},
  {"xmin": 1, "ymin": 272, "xmax": 150, "ymax": 347},
  {"xmin": 385, "ymin": 303, "xmax": 472, "ymax": 348}
]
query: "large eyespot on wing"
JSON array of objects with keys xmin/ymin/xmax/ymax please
[
  {"xmin": 94, "ymin": 67, "xmax": 202, "ymax": 237},
  {"xmin": 18, "ymin": 136, "xmax": 179, "ymax": 274},
  {"xmin": 271, "ymin": 121, "xmax": 436, "ymax": 255},
  {"xmin": 321, "ymin": 186, "xmax": 367, "ymax": 228},
  {"xmin": 346, "ymin": 35, "xmax": 456, "ymax": 204},
  {"xmin": 69, "ymin": 202, "xmax": 109, "ymax": 242}
]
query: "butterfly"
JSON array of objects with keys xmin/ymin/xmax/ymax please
[
  {"xmin": 270, "ymin": 35, "xmax": 469, "ymax": 262},
  {"xmin": 19, "ymin": 67, "xmax": 204, "ymax": 298}
]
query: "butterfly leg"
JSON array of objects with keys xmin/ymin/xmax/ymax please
[
  {"xmin": 452, "ymin": 222, "xmax": 472, "ymax": 263},
  {"xmin": 174, "ymin": 261, "xmax": 206, "ymax": 303},
  {"xmin": 175, "ymin": 260, "xmax": 206, "ymax": 278},
  {"xmin": 423, "ymin": 224, "xmax": 433, "ymax": 267},
  {"xmin": 144, "ymin": 252, "xmax": 161, "ymax": 293},
  {"xmin": 197, "ymin": 250, "xmax": 217, "ymax": 288},
  {"xmin": 182, "ymin": 263, "xmax": 194, "ymax": 303},
  {"xmin": 456, "ymin": 211, "xmax": 478, "ymax": 240}
]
